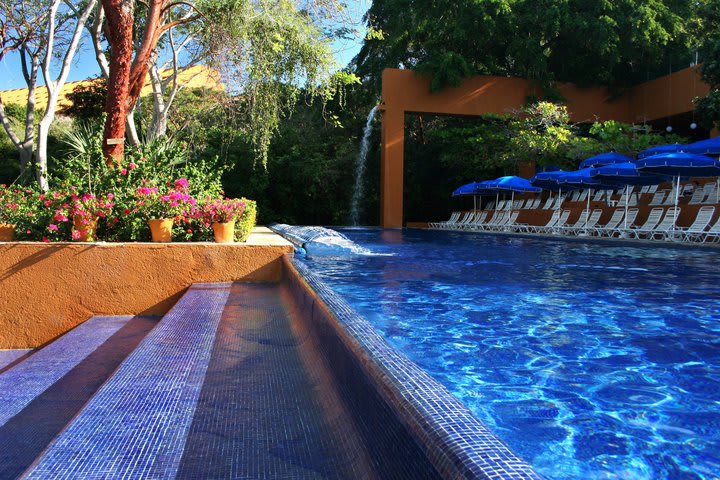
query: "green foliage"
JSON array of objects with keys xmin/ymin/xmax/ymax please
[
  {"xmin": 61, "ymin": 78, "xmax": 107, "ymax": 120},
  {"xmin": 355, "ymin": 0, "xmax": 701, "ymax": 90},
  {"xmin": 235, "ymin": 198, "xmax": 256, "ymax": 241},
  {"xmin": 196, "ymin": 0, "xmax": 359, "ymax": 168},
  {"xmin": 695, "ymin": 0, "xmax": 720, "ymax": 129}
]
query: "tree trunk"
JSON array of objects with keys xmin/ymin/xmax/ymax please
[
  {"xmin": 101, "ymin": 0, "xmax": 135, "ymax": 164},
  {"xmin": 35, "ymin": 119, "xmax": 51, "ymax": 191},
  {"xmin": 126, "ymin": 104, "xmax": 140, "ymax": 146}
]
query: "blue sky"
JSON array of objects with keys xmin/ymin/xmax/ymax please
[{"xmin": 0, "ymin": 1, "xmax": 370, "ymax": 91}]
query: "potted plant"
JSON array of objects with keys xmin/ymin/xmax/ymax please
[
  {"xmin": 135, "ymin": 178, "xmax": 196, "ymax": 242},
  {"xmin": 68, "ymin": 192, "xmax": 115, "ymax": 241},
  {"xmin": 0, "ymin": 185, "xmax": 29, "ymax": 241},
  {"xmin": 199, "ymin": 198, "xmax": 246, "ymax": 243}
]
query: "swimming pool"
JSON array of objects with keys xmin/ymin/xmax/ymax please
[{"xmin": 297, "ymin": 228, "xmax": 720, "ymax": 479}]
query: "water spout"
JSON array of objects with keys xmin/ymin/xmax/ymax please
[{"xmin": 350, "ymin": 105, "xmax": 378, "ymax": 226}]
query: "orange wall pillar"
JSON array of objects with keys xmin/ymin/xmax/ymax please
[
  {"xmin": 712, "ymin": 128, "xmax": 719, "ymax": 138},
  {"xmin": 380, "ymin": 106, "xmax": 405, "ymax": 228}
]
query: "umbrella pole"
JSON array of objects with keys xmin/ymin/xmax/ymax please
[
  {"xmin": 674, "ymin": 176, "xmax": 680, "ymax": 229},
  {"xmin": 586, "ymin": 189, "xmax": 591, "ymax": 224},
  {"xmin": 511, "ymin": 191, "xmax": 515, "ymax": 210},
  {"xmin": 474, "ymin": 195, "xmax": 477, "ymax": 211},
  {"xmin": 557, "ymin": 187, "xmax": 562, "ymax": 210},
  {"xmin": 624, "ymin": 185, "xmax": 629, "ymax": 230},
  {"xmin": 716, "ymin": 178, "xmax": 719, "ymax": 204},
  {"xmin": 496, "ymin": 192, "xmax": 499, "ymax": 210}
]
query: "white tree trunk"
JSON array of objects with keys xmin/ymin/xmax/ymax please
[
  {"xmin": 35, "ymin": 0, "xmax": 97, "ymax": 190},
  {"xmin": 35, "ymin": 119, "xmax": 51, "ymax": 191}
]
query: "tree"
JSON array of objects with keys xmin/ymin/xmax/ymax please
[
  {"xmin": 354, "ymin": 0, "xmax": 701, "ymax": 91},
  {"xmin": 695, "ymin": 0, "xmax": 720, "ymax": 130},
  {"xmin": 0, "ymin": 1, "xmax": 48, "ymax": 179},
  {"xmin": 98, "ymin": 0, "xmax": 356, "ymax": 166},
  {"xmin": 0, "ymin": 0, "xmax": 97, "ymax": 189}
]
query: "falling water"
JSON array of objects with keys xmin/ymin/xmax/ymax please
[{"xmin": 350, "ymin": 105, "xmax": 378, "ymax": 226}]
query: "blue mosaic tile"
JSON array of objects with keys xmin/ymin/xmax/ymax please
[
  {"xmin": 23, "ymin": 283, "xmax": 231, "ymax": 480},
  {"xmin": 288, "ymin": 256, "xmax": 543, "ymax": 480},
  {"xmin": 0, "ymin": 316, "xmax": 135, "ymax": 428},
  {"xmin": 0, "ymin": 315, "xmax": 157, "ymax": 479},
  {"xmin": 177, "ymin": 282, "xmax": 379, "ymax": 479},
  {"xmin": 0, "ymin": 349, "xmax": 33, "ymax": 373}
]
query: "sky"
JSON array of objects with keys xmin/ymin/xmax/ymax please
[{"xmin": 0, "ymin": 1, "xmax": 371, "ymax": 91}]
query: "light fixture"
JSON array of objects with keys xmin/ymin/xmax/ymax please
[
  {"xmin": 690, "ymin": 122, "xmax": 698, "ymax": 130},
  {"xmin": 666, "ymin": 126, "xmax": 673, "ymax": 133}
]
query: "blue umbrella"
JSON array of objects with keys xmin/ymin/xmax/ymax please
[
  {"xmin": 452, "ymin": 182, "xmax": 494, "ymax": 211},
  {"xmin": 636, "ymin": 152, "xmax": 720, "ymax": 227},
  {"xmin": 483, "ymin": 176, "xmax": 541, "ymax": 210},
  {"xmin": 530, "ymin": 170, "xmax": 568, "ymax": 191},
  {"xmin": 636, "ymin": 143, "xmax": 685, "ymax": 159},
  {"xmin": 579, "ymin": 152, "xmax": 633, "ymax": 169},
  {"xmin": 560, "ymin": 168, "xmax": 617, "ymax": 224},
  {"xmin": 491, "ymin": 176, "xmax": 542, "ymax": 193},
  {"xmin": 591, "ymin": 162, "xmax": 668, "ymax": 228},
  {"xmin": 684, "ymin": 137, "xmax": 720, "ymax": 156},
  {"xmin": 452, "ymin": 182, "xmax": 482, "ymax": 197}
]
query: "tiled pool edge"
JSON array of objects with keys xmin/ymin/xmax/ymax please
[{"xmin": 284, "ymin": 255, "xmax": 543, "ymax": 480}]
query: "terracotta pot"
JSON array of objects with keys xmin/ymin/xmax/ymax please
[
  {"xmin": 73, "ymin": 215, "xmax": 99, "ymax": 242},
  {"xmin": 212, "ymin": 220, "xmax": 236, "ymax": 243},
  {"xmin": 149, "ymin": 218, "xmax": 174, "ymax": 243},
  {"xmin": 0, "ymin": 223, "xmax": 15, "ymax": 241}
]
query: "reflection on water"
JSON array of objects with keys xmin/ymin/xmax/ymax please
[{"xmin": 299, "ymin": 229, "xmax": 720, "ymax": 480}]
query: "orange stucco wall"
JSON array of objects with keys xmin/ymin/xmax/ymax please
[
  {"xmin": 380, "ymin": 67, "xmax": 710, "ymax": 228},
  {"xmin": 0, "ymin": 238, "xmax": 293, "ymax": 349}
]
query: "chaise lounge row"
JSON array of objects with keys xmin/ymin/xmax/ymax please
[{"xmin": 431, "ymin": 205, "xmax": 720, "ymax": 243}]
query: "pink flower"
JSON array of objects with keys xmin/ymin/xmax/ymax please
[
  {"xmin": 129, "ymin": 162, "xmax": 137, "ymax": 170},
  {"xmin": 71, "ymin": 230, "xmax": 81, "ymax": 240},
  {"xmin": 121, "ymin": 169, "xmax": 128, "ymax": 175},
  {"xmin": 42, "ymin": 236, "xmax": 49, "ymax": 243},
  {"xmin": 107, "ymin": 193, "xmax": 115, "ymax": 200},
  {"xmin": 48, "ymin": 224, "xmax": 58, "ymax": 231},
  {"xmin": 174, "ymin": 178, "xmax": 189, "ymax": 189}
]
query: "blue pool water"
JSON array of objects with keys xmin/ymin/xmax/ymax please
[{"xmin": 298, "ymin": 228, "xmax": 720, "ymax": 480}]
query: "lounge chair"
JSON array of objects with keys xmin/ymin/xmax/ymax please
[
  {"xmin": 590, "ymin": 208, "xmax": 624, "ymax": 237},
  {"xmin": 484, "ymin": 200, "xmax": 496, "ymax": 211},
  {"xmin": 478, "ymin": 210, "xmax": 505, "ymax": 231},
  {"xmin": 648, "ymin": 207, "xmax": 680, "ymax": 240},
  {"xmin": 556, "ymin": 211, "xmax": 587, "ymax": 235},
  {"xmin": 679, "ymin": 206, "xmax": 716, "ymax": 242},
  {"xmin": 625, "ymin": 208, "xmax": 665, "ymax": 239},
  {"xmin": 648, "ymin": 191, "xmax": 666, "ymax": 206},
  {"xmin": 430, "ymin": 212, "xmax": 459, "ymax": 228},
  {"xmin": 550, "ymin": 210, "xmax": 575, "ymax": 235},
  {"xmin": 688, "ymin": 188, "xmax": 706, "ymax": 205},
  {"xmin": 462, "ymin": 211, "xmax": 488, "ymax": 230},
  {"xmin": 496, "ymin": 200, "xmax": 508, "ymax": 210},
  {"xmin": 566, "ymin": 209, "xmax": 603, "ymax": 236},
  {"xmin": 700, "ymin": 217, "xmax": 720, "ymax": 243},
  {"xmin": 497, "ymin": 210, "xmax": 520, "ymax": 232},
  {"xmin": 702, "ymin": 183, "xmax": 718, "ymax": 204},
  {"xmin": 522, "ymin": 209, "xmax": 561, "ymax": 233}
]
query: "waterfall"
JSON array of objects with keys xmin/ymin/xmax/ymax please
[{"xmin": 350, "ymin": 105, "xmax": 378, "ymax": 226}]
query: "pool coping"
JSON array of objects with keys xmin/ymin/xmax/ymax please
[{"xmin": 284, "ymin": 255, "xmax": 543, "ymax": 480}]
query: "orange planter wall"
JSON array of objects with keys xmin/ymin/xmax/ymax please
[{"xmin": 0, "ymin": 238, "xmax": 293, "ymax": 349}]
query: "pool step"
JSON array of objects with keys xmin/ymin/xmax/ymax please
[
  {"xmin": 22, "ymin": 283, "xmax": 231, "ymax": 479},
  {"xmin": 0, "ymin": 349, "xmax": 34, "ymax": 373},
  {"xmin": 175, "ymin": 282, "xmax": 377, "ymax": 479},
  {"xmin": 0, "ymin": 315, "xmax": 157, "ymax": 479}
]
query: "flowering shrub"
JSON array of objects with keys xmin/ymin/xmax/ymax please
[
  {"xmin": 0, "ymin": 185, "xmax": 32, "ymax": 225},
  {"xmin": 3, "ymin": 138, "xmax": 256, "ymax": 242},
  {"xmin": 134, "ymin": 179, "xmax": 196, "ymax": 220},
  {"xmin": 199, "ymin": 198, "xmax": 246, "ymax": 225}
]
